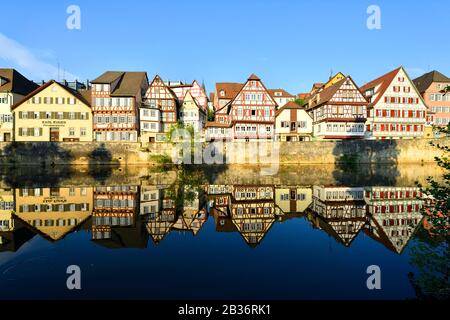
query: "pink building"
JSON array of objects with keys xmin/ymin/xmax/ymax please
[{"xmin": 413, "ymin": 70, "xmax": 450, "ymax": 128}]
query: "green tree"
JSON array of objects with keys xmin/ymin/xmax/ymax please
[
  {"xmin": 416, "ymin": 123, "xmax": 449, "ymax": 236},
  {"xmin": 294, "ymin": 98, "xmax": 305, "ymax": 106}
]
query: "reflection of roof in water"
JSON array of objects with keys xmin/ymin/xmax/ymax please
[
  {"xmin": 365, "ymin": 213, "xmax": 424, "ymax": 254},
  {"xmin": 12, "ymin": 213, "xmax": 92, "ymax": 242}
]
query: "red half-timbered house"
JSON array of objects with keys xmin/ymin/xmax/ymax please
[{"xmin": 141, "ymin": 75, "xmax": 178, "ymax": 142}]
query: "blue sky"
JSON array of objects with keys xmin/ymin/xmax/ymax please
[{"xmin": 1, "ymin": 0, "xmax": 449, "ymax": 94}]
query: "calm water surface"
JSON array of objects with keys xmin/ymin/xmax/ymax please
[{"xmin": 0, "ymin": 164, "xmax": 448, "ymax": 300}]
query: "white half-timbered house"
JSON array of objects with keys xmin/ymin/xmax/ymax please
[{"xmin": 307, "ymin": 76, "xmax": 368, "ymax": 139}]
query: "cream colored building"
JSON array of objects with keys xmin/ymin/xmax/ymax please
[
  {"xmin": 0, "ymin": 69, "xmax": 38, "ymax": 142},
  {"xmin": 275, "ymin": 101, "xmax": 313, "ymax": 141},
  {"xmin": 179, "ymin": 91, "xmax": 207, "ymax": 131},
  {"xmin": 11, "ymin": 80, "xmax": 92, "ymax": 142},
  {"xmin": 275, "ymin": 186, "xmax": 312, "ymax": 214}
]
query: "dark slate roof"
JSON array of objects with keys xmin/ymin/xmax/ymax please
[
  {"xmin": 413, "ymin": 70, "xmax": 450, "ymax": 93},
  {"xmin": 0, "ymin": 68, "xmax": 39, "ymax": 95}
]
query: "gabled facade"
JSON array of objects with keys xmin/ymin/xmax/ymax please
[
  {"xmin": 365, "ymin": 186, "xmax": 424, "ymax": 253},
  {"xmin": 0, "ymin": 69, "xmax": 38, "ymax": 142},
  {"xmin": 230, "ymin": 185, "xmax": 276, "ymax": 247},
  {"xmin": 230, "ymin": 74, "xmax": 278, "ymax": 140},
  {"xmin": 141, "ymin": 75, "xmax": 178, "ymax": 142},
  {"xmin": 11, "ymin": 80, "xmax": 93, "ymax": 142},
  {"xmin": 275, "ymin": 101, "xmax": 313, "ymax": 141},
  {"xmin": 309, "ymin": 186, "xmax": 366, "ymax": 246},
  {"xmin": 413, "ymin": 70, "xmax": 450, "ymax": 129},
  {"xmin": 179, "ymin": 91, "xmax": 207, "ymax": 131},
  {"xmin": 91, "ymin": 71, "xmax": 148, "ymax": 142},
  {"xmin": 307, "ymin": 76, "xmax": 368, "ymax": 139},
  {"xmin": 361, "ymin": 66, "xmax": 427, "ymax": 139},
  {"xmin": 188, "ymin": 80, "xmax": 209, "ymax": 111}
]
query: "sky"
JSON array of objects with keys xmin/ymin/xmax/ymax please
[{"xmin": 0, "ymin": 0, "xmax": 449, "ymax": 94}]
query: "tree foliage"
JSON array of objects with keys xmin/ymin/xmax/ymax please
[{"xmin": 416, "ymin": 123, "xmax": 450, "ymax": 236}]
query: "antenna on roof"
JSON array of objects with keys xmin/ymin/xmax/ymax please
[
  {"xmin": 329, "ymin": 68, "xmax": 333, "ymax": 80},
  {"xmin": 57, "ymin": 62, "xmax": 60, "ymax": 81}
]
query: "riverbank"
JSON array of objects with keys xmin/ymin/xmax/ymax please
[{"xmin": 0, "ymin": 138, "xmax": 448, "ymax": 166}]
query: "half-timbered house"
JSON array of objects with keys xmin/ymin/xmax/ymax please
[
  {"xmin": 306, "ymin": 76, "xmax": 368, "ymax": 139},
  {"xmin": 179, "ymin": 91, "xmax": 207, "ymax": 131},
  {"xmin": 91, "ymin": 71, "xmax": 148, "ymax": 142},
  {"xmin": 141, "ymin": 75, "xmax": 178, "ymax": 142},
  {"xmin": 309, "ymin": 186, "xmax": 367, "ymax": 246},
  {"xmin": 92, "ymin": 185, "xmax": 138, "ymax": 240}
]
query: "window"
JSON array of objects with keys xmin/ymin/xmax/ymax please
[
  {"xmin": 251, "ymin": 109, "xmax": 256, "ymax": 116},
  {"xmin": 80, "ymin": 128, "xmax": 86, "ymax": 136},
  {"xmin": 69, "ymin": 128, "xmax": 75, "ymax": 136},
  {"xmin": 69, "ymin": 112, "xmax": 75, "ymax": 120},
  {"xmin": 34, "ymin": 128, "xmax": 40, "ymax": 136}
]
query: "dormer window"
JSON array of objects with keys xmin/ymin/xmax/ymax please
[
  {"xmin": 220, "ymin": 90, "xmax": 225, "ymax": 97},
  {"xmin": 275, "ymin": 92, "xmax": 282, "ymax": 97}
]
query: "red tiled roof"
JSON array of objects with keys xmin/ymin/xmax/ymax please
[
  {"xmin": 268, "ymin": 89, "xmax": 295, "ymax": 98},
  {"xmin": 215, "ymin": 82, "xmax": 244, "ymax": 100},
  {"xmin": 275, "ymin": 101, "xmax": 304, "ymax": 116},
  {"xmin": 248, "ymin": 73, "xmax": 260, "ymax": 81},
  {"xmin": 360, "ymin": 66, "xmax": 402, "ymax": 107}
]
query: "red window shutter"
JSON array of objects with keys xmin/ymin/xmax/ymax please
[
  {"xmin": 384, "ymin": 96, "xmax": 388, "ymax": 103},
  {"xmin": 391, "ymin": 110, "xmax": 395, "ymax": 117}
]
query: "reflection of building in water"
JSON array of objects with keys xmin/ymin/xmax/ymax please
[
  {"xmin": 231, "ymin": 185, "xmax": 276, "ymax": 246},
  {"xmin": 309, "ymin": 186, "xmax": 367, "ymax": 246},
  {"xmin": 142, "ymin": 185, "xmax": 207, "ymax": 244},
  {"xmin": 142, "ymin": 185, "xmax": 176, "ymax": 244},
  {"xmin": 92, "ymin": 185, "xmax": 138, "ymax": 240},
  {"xmin": 172, "ymin": 186, "xmax": 207, "ymax": 235},
  {"xmin": 274, "ymin": 186, "xmax": 312, "ymax": 215},
  {"xmin": 14, "ymin": 187, "xmax": 93, "ymax": 241},
  {"xmin": 0, "ymin": 188, "xmax": 15, "ymax": 233},
  {"xmin": 365, "ymin": 187, "xmax": 424, "ymax": 253},
  {"xmin": 0, "ymin": 188, "xmax": 35, "ymax": 251}
]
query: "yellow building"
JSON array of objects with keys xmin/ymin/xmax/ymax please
[
  {"xmin": 323, "ymin": 72, "xmax": 346, "ymax": 89},
  {"xmin": 11, "ymin": 80, "xmax": 93, "ymax": 142},
  {"xmin": 14, "ymin": 187, "xmax": 93, "ymax": 241}
]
